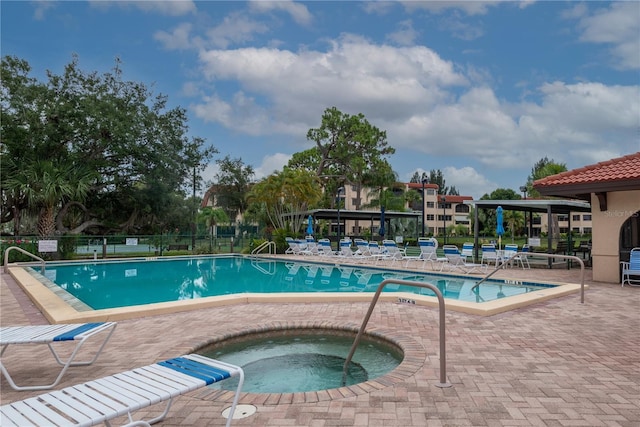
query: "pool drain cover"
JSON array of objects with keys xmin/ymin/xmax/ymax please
[{"xmin": 222, "ymin": 404, "xmax": 257, "ymax": 420}]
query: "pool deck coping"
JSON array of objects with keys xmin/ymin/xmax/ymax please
[{"xmin": 7, "ymin": 254, "xmax": 583, "ymax": 323}]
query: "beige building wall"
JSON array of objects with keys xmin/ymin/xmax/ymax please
[{"xmin": 591, "ymin": 190, "xmax": 640, "ymax": 283}]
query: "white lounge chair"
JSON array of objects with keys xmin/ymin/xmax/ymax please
[
  {"xmin": 621, "ymin": 247, "xmax": 640, "ymax": 287},
  {"xmin": 461, "ymin": 242, "xmax": 475, "ymax": 262},
  {"xmin": 406, "ymin": 238, "xmax": 446, "ymax": 271},
  {"xmin": 443, "ymin": 246, "xmax": 487, "ymax": 274},
  {"xmin": 481, "ymin": 244, "xmax": 504, "ymax": 268},
  {"xmin": 1, "ymin": 322, "xmax": 117, "ymax": 391},
  {"xmin": 0, "ymin": 354, "xmax": 244, "ymax": 427},
  {"xmin": 502, "ymin": 244, "xmax": 519, "ymax": 268}
]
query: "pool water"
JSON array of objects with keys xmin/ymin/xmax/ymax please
[
  {"xmin": 38, "ymin": 255, "xmax": 553, "ymax": 310},
  {"xmin": 198, "ymin": 331, "xmax": 403, "ymax": 393}
]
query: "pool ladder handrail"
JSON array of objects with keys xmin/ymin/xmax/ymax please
[
  {"xmin": 251, "ymin": 240, "xmax": 276, "ymax": 257},
  {"xmin": 472, "ymin": 252, "xmax": 585, "ymax": 304},
  {"xmin": 3, "ymin": 246, "xmax": 46, "ymax": 274},
  {"xmin": 342, "ymin": 278, "xmax": 451, "ymax": 389}
]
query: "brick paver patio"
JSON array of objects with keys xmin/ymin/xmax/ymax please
[{"xmin": 1, "ymin": 261, "xmax": 639, "ymax": 426}]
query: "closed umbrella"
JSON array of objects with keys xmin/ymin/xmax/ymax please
[
  {"xmin": 306, "ymin": 215, "xmax": 313, "ymax": 236},
  {"xmin": 379, "ymin": 207, "xmax": 386, "ymax": 240},
  {"xmin": 496, "ymin": 206, "xmax": 505, "ymax": 250}
]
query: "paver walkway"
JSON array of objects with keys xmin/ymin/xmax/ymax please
[{"xmin": 1, "ymin": 262, "xmax": 639, "ymax": 426}]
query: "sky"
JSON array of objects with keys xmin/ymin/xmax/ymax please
[{"xmin": 2, "ymin": 1, "xmax": 639, "ymax": 199}]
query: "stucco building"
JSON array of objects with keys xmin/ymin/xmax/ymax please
[{"xmin": 534, "ymin": 152, "xmax": 640, "ymax": 283}]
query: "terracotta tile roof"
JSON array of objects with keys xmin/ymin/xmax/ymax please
[
  {"xmin": 438, "ymin": 194, "xmax": 473, "ymax": 203},
  {"xmin": 534, "ymin": 152, "xmax": 640, "ymax": 187}
]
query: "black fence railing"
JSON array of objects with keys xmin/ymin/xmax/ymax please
[{"xmin": 1, "ymin": 233, "xmax": 261, "ymax": 264}]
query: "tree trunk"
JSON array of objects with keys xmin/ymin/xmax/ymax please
[{"xmin": 38, "ymin": 205, "xmax": 56, "ymax": 237}]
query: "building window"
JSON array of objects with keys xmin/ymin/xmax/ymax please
[
  {"xmin": 427, "ymin": 201, "xmax": 435, "ymax": 208},
  {"xmin": 583, "ymin": 214, "xmax": 592, "ymax": 221},
  {"xmin": 572, "ymin": 227, "xmax": 580, "ymax": 233},
  {"xmin": 533, "ymin": 217, "xmax": 542, "ymax": 225},
  {"xmin": 426, "ymin": 214, "xmax": 435, "ymax": 221},
  {"xmin": 558, "ymin": 214, "xmax": 568, "ymax": 221},
  {"xmin": 583, "ymin": 227, "xmax": 592, "ymax": 234},
  {"xmin": 455, "ymin": 204, "xmax": 469, "ymax": 213},
  {"xmin": 426, "ymin": 189, "xmax": 436, "ymax": 196},
  {"xmin": 572, "ymin": 215, "xmax": 580, "ymax": 221}
]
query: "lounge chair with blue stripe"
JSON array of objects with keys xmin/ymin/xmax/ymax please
[
  {"xmin": 0, "ymin": 353, "xmax": 245, "ymax": 427},
  {"xmin": 1, "ymin": 322, "xmax": 117, "ymax": 391},
  {"xmin": 443, "ymin": 245, "xmax": 488, "ymax": 274}
]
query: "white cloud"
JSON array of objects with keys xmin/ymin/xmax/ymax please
[
  {"xmin": 154, "ymin": 22, "xmax": 193, "ymax": 50},
  {"xmin": 386, "ymin": 20, "xmax": 420, "ymax": 46},
  {"xmin": 444, "ymin": 166, "xmax": 496, "ymax": 199},
  {"xmin": 192, "ymin": 34, "xmax": 638, "ymax": 178},
  {"xmin": 205, "ymin": 12, "xmax": 271, "ymax": 49},
  {"xmin": 89, "ymin": 0, "xmax": 196, "ymax": 16},
  {"xmin": 569, "ymin": 2, "xmax": 640, "ymax": 70},
  {"xmin": 248, "ymin": 1, "xmax": 313, "ymax": 26},
  {"xmin": 255, "ymin": 153, "xmax": 292, "ymax": 179},
  {"xmin": 194, "ymin": 36, "xmax": 467, "ymax": 137},
  {"xmin": 33, "ymin": 1, "xmax": 55, "ymax": 20},
  {"xmin": 401, "ymin": 1, "xmax": 502, "ymax": 16}
]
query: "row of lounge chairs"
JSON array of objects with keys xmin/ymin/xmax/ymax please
[
  {"xmin": 1, "ymin": 322, "xmax": 244, "ymax": 426},
  {"xmin": 285, "ymin": 236, "xmax": 533, "ymax": 274}
]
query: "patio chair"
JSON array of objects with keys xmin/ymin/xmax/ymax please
[
  {"xmin": 481, "ymin": 244, "xmax": 504, "ymax": 268},
  {"xmin": 316, "ymin": 239, "xmax": 337, "ymax": 258},
  {"xmin": 1, "ymin": 322, "xmax": 117, "ymax": 391},
  {"xmin": 621, "ymin": 247, "xmax": 640, "ymax": 287},
  {"xmin": 406, "ymin": 238, "xmax": 447, "ymax": 270},
  {"xmin": 0, "ymin": 354, "xmax": 244, "ymax": 427},
  {"xmin": 502, "ymin": 244, "xmax": 519, "ymax": 268},
  {"xmin": 443, "ymin": 245, "xmax": 487, "ymax": 274},
  {"xmin": 517, "ymin": 244, "xmax": 531, "ymax": 269},
  {"xmin": 381, "ymin": 240, "xmax": 405, "ymax": 265},
  {"xmin": 461, "ymin": 242, "xmax": 475, "ymax": 262}
]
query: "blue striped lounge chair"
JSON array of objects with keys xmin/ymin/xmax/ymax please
[
  {"xmin": 443, "ymin": 245, "xmax": 487, "ymax": 274},
  {"xmin": 1, "ymin": 322, "xmax": 117, "ymax": 391},
  {"xmin": 481, "ymin": 244, "xmax": 504, "ymax": 267},
  {"xmin": 0, "ymin": 354, "xmax": 244, "ymax": 427},
  {"xmin": 461, "ymin": 242, "xmax": 474, "ymax": 262}
]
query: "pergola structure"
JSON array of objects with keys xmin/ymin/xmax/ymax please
[
  {"xmin": 285, "ymin": 209, "xmax": 421, "ymax": 240},
  {"xmin": 464, "ymin": 199, "xmax": 592, "ymax": 267}
]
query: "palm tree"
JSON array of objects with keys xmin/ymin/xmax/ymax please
[
  {"xmin": 198, "ymin": 207, "xmax": 229, "ymax": 252},
  {"xmin": 503, "ymin": 210, "xmax": 525, "ymax": 242},
  {"xmin": 7, "ymin": 159, "xmax": 95, "ymax": 237},
  {"xmin": 247, "ymin": 168, "xmax": 322, "ymax": 232}
]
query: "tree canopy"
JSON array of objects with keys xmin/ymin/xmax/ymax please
[
  {"xmin": 525, "ymin": 157, "xmax": 568, "ymax": 198},
  {"xmin": 290, "ymin": 106, "xmax": 396, "ymax": 209},
  {"xmin": 1, "ymin": 55, "xmax": 215, "ymax": 235}
]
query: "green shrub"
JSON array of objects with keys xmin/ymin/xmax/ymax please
[{"xmin": 1, "ymin": 238, "xmax": 39, "ymax": 264}]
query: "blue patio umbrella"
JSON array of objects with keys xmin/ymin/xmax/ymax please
[
  {"xmin": 379, "ymin": 207, "xmax": 386, "ymax": 239},
  {"xmin": 496, "ymin": 206, "xmax": 505, "ymax": 249},
  {"xmin": 306, "ymin": 215, "xmax": 314, "ymax": 236}
]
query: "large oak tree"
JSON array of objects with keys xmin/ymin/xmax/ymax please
[{"xmin": 1, "ymin": 55, "xmax": 215, "ymax": 236}]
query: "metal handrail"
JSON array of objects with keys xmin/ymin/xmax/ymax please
[
  {"xmin": 342, "ymin": 278, "xmax": 451, "ymax": 388},
  {"xmin": 3, "ymin": 246, "xmax": 46, "ymax": 274},
  {"xmin": 250, "ymin": 241, "xmax": 276, "ymax": 256},
  {"xmin": 473, "ymin": 252, "xmax": 585, "ymax": 303}
]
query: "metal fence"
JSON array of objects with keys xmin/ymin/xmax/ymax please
[{"xmin": 1, "ymin": 233, "xmax": 261, "ymax": 264}]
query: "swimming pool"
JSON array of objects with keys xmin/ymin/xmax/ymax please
[
  {"xmin": 37, "ymin": 255, "xmax": 551, "ymax": 309},
  {"xmin": 11, "ymin": 255, "xmax": 582, "ymax": 321}
]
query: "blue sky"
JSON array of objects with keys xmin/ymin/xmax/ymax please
[{"xmin": 2, "ymin": 1, "xmax": 639, "ymax": 199}]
